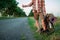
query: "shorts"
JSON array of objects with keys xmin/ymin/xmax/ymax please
[
  {"xmin": 32, "ymin": 10, "xmax": 39, "ymax": 20},
  {"xmin": 32, "ymin": 10, "xmax": 44, "ymax": 20}
]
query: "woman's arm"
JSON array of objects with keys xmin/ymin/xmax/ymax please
[{"xmin": 22, "ymin": 0, "xmax": 33, "ymax": 7}]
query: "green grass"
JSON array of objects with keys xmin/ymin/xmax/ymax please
[
  {"xmin": 0, "ymin": 16, "xmax": 22, "ymax": 20},
  {"xmin": 0, "ymin": 17, "xmax": 15, "ymax": 20},
  {"xmin": 20, "ymin": 33, "xmax": 26, "ymax": 40},
  {"xmin": 28, "ymin": 17, "xmax": 60, "ymax": 40},
  {"xmin": 0, "ymin": 16, "xmax": 28, "ymax": 20}
]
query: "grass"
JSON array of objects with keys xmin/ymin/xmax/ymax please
[
  {"xmin": 20, "ymin": 33, "xmax": 26, "ymax": 40},
  {"xmin": 28, "ymin": 17, "xmax": 60, "ymax": 40},
  {"xmin": 0, "ymin": 16, "xmax": 23, "ymax": 20},
  {"xmin": 0, "ymin": 16, "xmax": 28, "ymax": 20},
  {"xmin": 0, "ymin": 17, "xmax": 15, "ymax": 20}
]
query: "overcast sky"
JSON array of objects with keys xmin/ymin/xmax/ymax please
[{"xmin": 16, "ymin": 0, "xmax": 60, "ymax": 16}]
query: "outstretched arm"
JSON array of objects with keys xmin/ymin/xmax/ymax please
[{"xmin": 22, "ymin": 0, "xmax": 33, "ymax": 7}]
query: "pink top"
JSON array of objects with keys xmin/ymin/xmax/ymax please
[{"xmin": 32, "ymin": 0, "xmax": 46, "ymax": 14}]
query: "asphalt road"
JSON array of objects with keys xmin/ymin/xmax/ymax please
[{"xmin": 0, "ymin": 17, "xmax": 35, "ymax": 40}]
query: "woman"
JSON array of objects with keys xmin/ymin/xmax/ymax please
[{"xmin": 22, "ymin": 0, "xmax": 47, "ymax": 32}]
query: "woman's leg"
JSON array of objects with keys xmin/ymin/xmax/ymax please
[
  {"xmin": 39, "ymin": 12, "xmax": 46, "ymax": 31},
  {"xmin": 35, "ymin": 20, "xmax": 40, "ymax": 32},
  {"xmin": 33, "ymin": 10, "xmax": 40, "ymax": 32}
]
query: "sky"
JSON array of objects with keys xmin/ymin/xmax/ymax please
[{"xmin": 16, "ymin": 0, "xmax": 60, "ymax": 16}]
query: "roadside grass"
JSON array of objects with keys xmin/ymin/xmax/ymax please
[
  {"xmin": 0, "ymin": 16, "xmax": 28, "ymax": 20},
  {"xmin": 20, "ymin": 33, "xmax": 26, "ymax": 40},
  {"xmin": 28, "ymin": 17, "xmax": 60, "ymax": 40},
  {"xmin": 0, "ymin": 17, "xmax": 25, "ymax": 20},
  {"xmin": 0, "ymin": 17, "xmax": 15, "ymax": 20}
]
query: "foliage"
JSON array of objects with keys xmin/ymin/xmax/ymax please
[
  {"xmin": 28, "ymin": 17, "xmax": 60, "ymax": 40},
  {"xmin": 29, "ymin": 10, "xmax": 34, "ymax": 16},
  {"xmin": 0, "ymin": 0, "xmax": 26, "ymax": 17}
]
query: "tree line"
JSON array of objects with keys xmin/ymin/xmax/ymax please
[
  {"xmin": 0, "ymin": 0, "xmax": 26, "ymax": 17},
  {"xmin": 0, "ymin": 0, "xmax": 34, "ymax": 17}
]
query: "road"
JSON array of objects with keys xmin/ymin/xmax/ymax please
[{"xmin": 0, "ymin": 17, "xmax": 35, "ymax": 40}]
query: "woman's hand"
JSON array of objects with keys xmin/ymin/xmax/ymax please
[{"xmin": 22, "ymin": 5, "xmax": 27, "ymax": 7}]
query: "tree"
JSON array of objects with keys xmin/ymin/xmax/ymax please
[
  {"xmin": 0, "ymin": 0, "xmax": 26, "ymax": 17},
  {"xmin": 0, "ymin": 0, "xmax": 18, "ymax": 10},
  {"xmin": 29, "ymin": 10, "xmax": 34, "ymax": 16},
  {"xmin": 0, "ymin": 0, "xmax": 18, "ymax": 15},
  {"xmin": 13, "ymin": 7, "xmax": 26, "ymax": 17}
]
